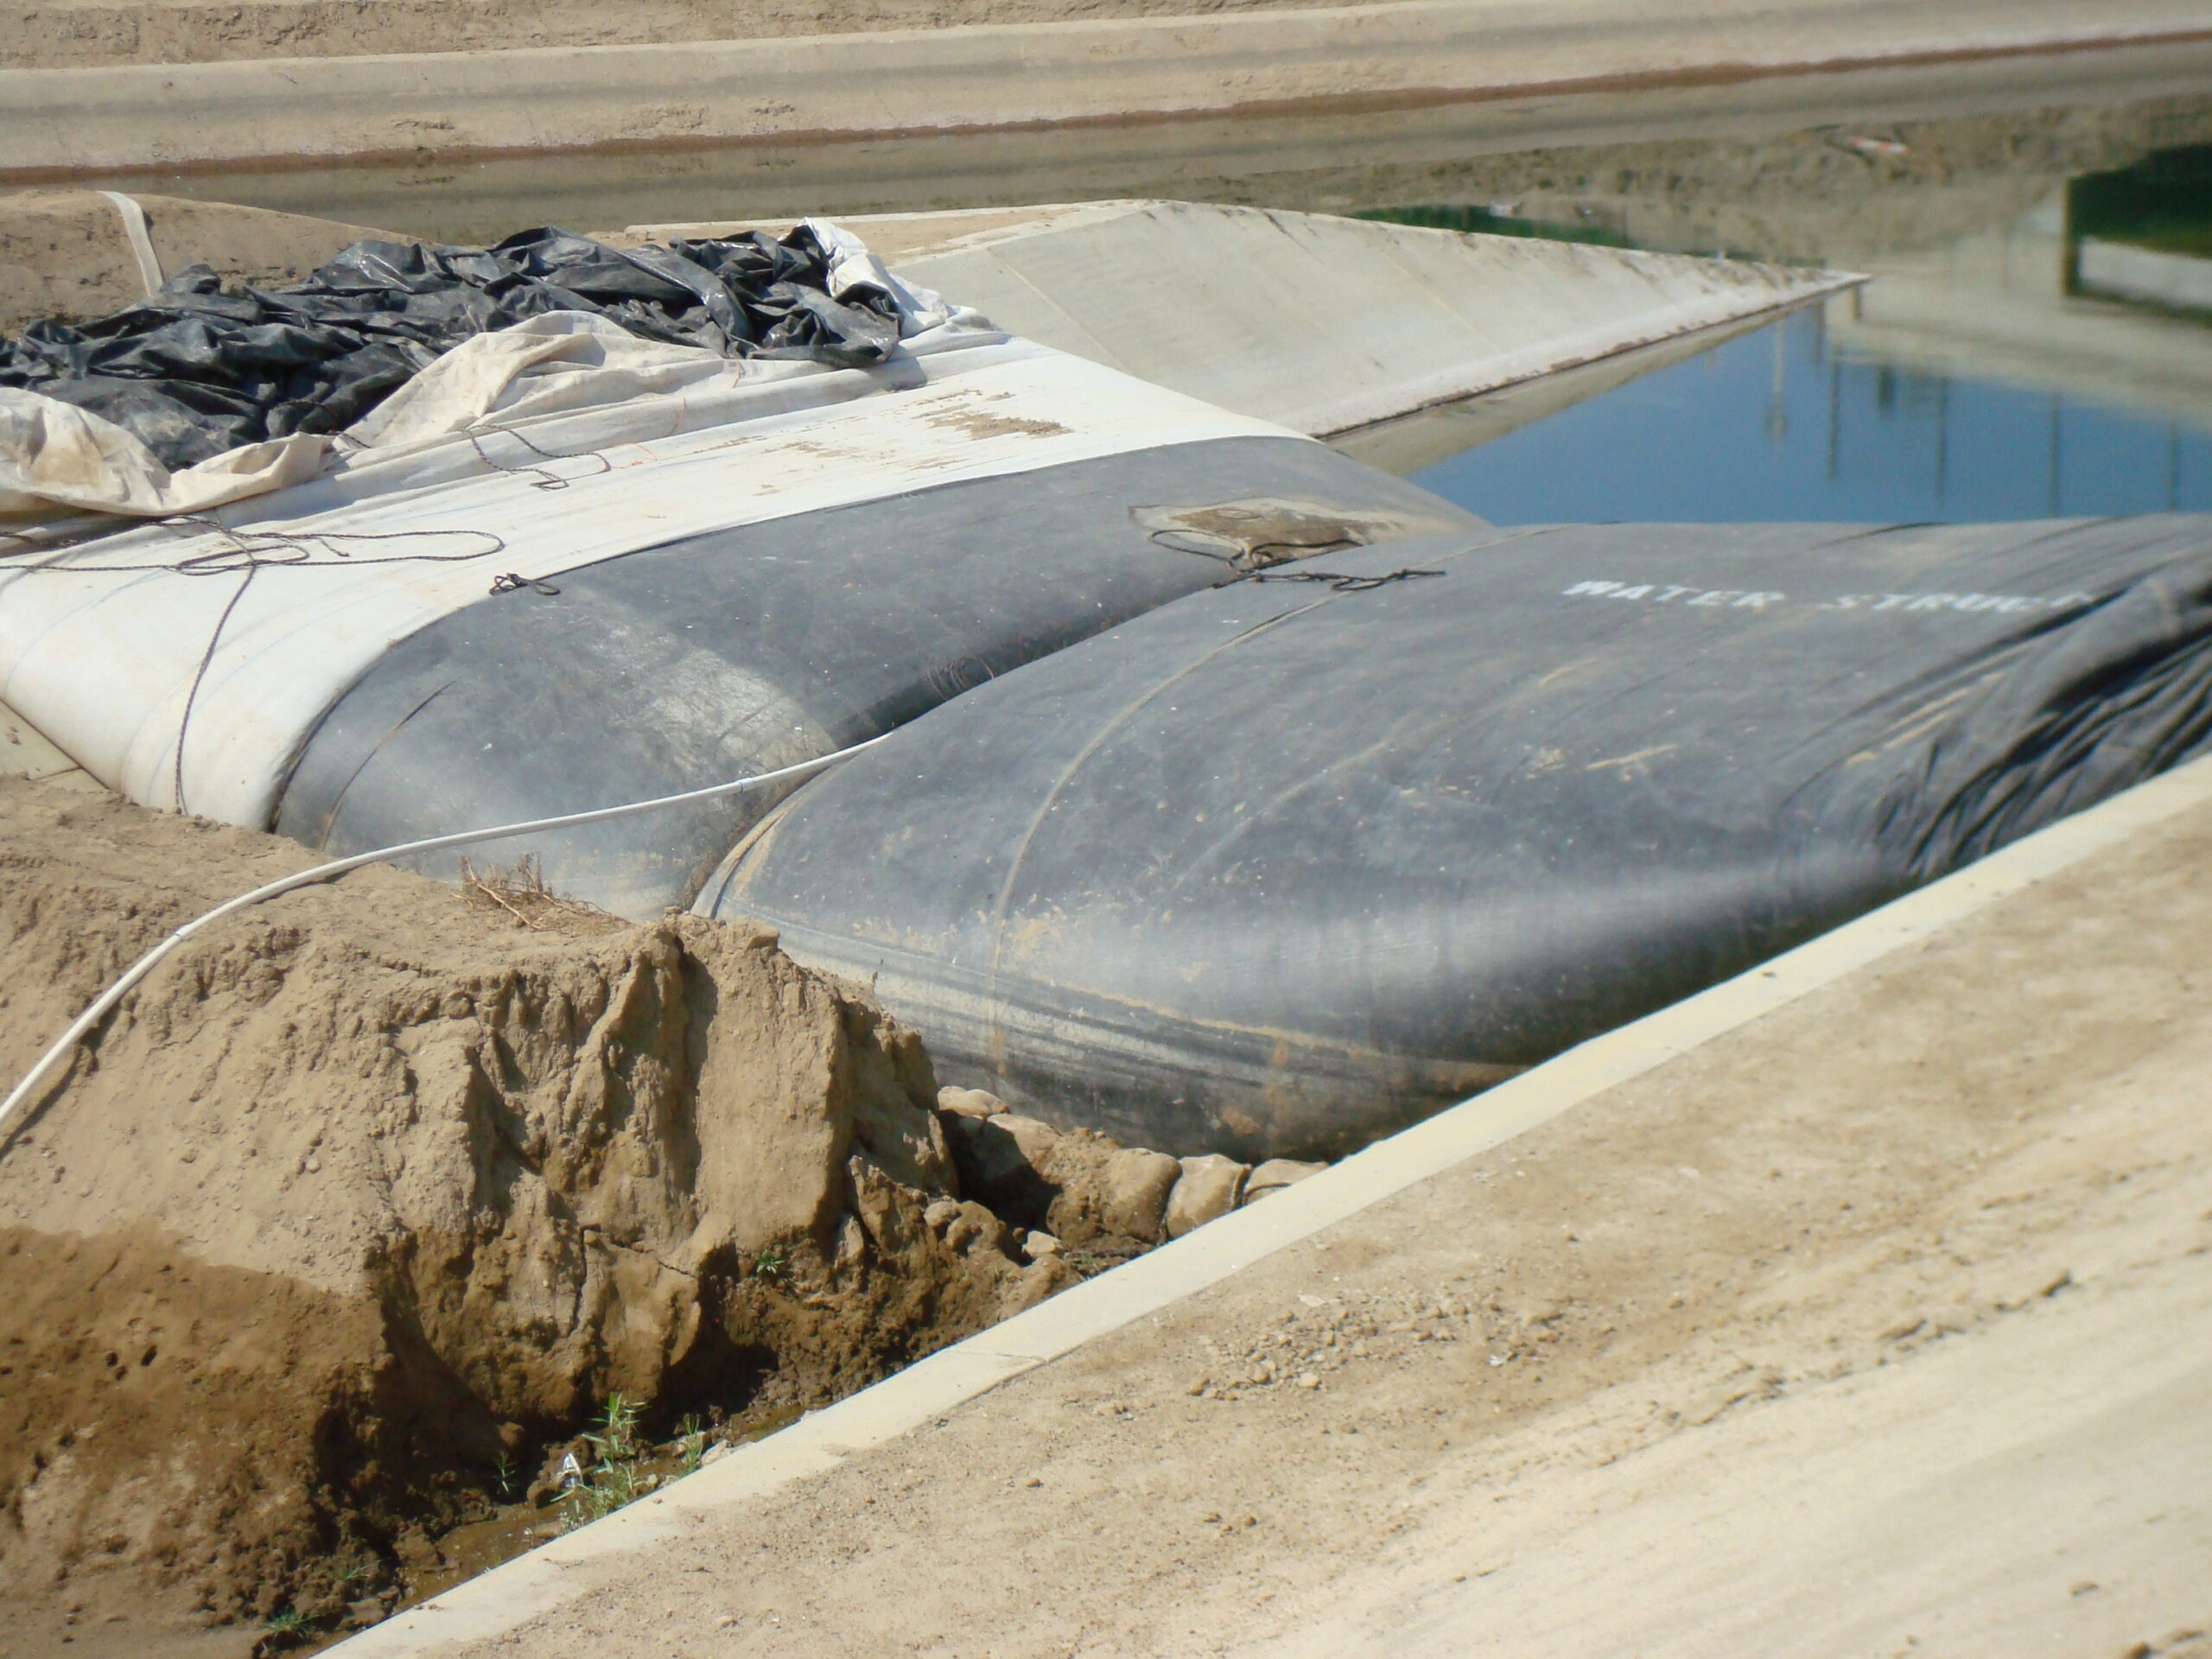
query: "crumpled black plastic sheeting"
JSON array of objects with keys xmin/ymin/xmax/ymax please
[{"xmin": 0, "ymin": 225, "xmax": 909, "ymax": 470}]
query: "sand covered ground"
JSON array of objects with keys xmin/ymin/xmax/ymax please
[
  {"xmin": 0, "ymin": 777, "xmax": 1125, "ymax": 1652},
  {"xmin": 0, "ymin": 0, "xmax": 1333, "ymax": 69}
]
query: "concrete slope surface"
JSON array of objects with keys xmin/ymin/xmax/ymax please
[
  {"xmin": 1268, "ymin": 1264, "xmax": 2212, "ymax": 1658},
  {"xmin": 2, "ymin": 0, "xmax": 2207, "ymax": 175},
  {"xmin": 0, "ymin": 188, "xmax": 1845, "ymax": 440},
  {"xmin": 885, "ymin": 200, "xmax": 1853, "ymax": 433},
  {"xmin": 3, "ymin": 0, "xmax": 1332, "ymax": 69},
  {"xmin": 330, "ymin": 760, "xmax": 2212, "ymax": 1656},
  {"xmin": 628, "ymin": 200, "xmax": 1855, "ymax": 434},
  {"xmin": 0, "ymin": 0, "xmax": 2199, "ymax": 72}
]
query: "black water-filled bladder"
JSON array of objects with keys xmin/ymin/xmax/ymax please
[
  {"xmin": 271, "ymin": 435, "xmax": 1477, "ymax": 918},
  {"xmin": 699, "ymin": 515, "xmax": 2212, "ymax": 1160}
]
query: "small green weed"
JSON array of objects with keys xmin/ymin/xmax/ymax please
[
  {"xmin": 749, "ymin": 1245, "xmax": 790, "ymax": 1281},
  {"xmin": 560, "ymin": 1460, "xmax": 655, "ymax": 1530},
  {"xmin": 674, "ymin": 1414, "xmax": 709, "ymax": 1474},
  {"xmin": 264, "ymin": 1606, "xmax": 308, "ymax": 1635},
  {"xmin": 581, "ymin": 1391, "xmax": 643, "ymax": 1464},
  {"xmin": 558, "ymin": 1393, "xmax": 675, "ymax": 1534}
]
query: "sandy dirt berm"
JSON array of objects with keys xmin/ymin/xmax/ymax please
[{"xmin": 0, "ymin": 776, "xmax": 1118, "ymax": 1653}]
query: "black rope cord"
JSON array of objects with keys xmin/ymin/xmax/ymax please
[
  {"xmin": 1146, "ymin": 528, "xmax": 1445, "ymax": 593},
  {"xmin": 1220, "ymin": 566, "xmax": 1445, "ymax": 594},
  {"xmin": 1147, "ymin": 529, "xmax": 1351, "ymax": 573},
  {"xmin": 0, "ymin": 516, "xmax": 507, "ymax": 813},
  {"xmin": 465, "ymin": 423, "xmax": 614, "ymax": 492}
]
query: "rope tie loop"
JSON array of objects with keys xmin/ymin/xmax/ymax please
[
  {"xmin": 0, "ymin": 515, "xmax": 510, "ymax": 812},
  {"xmin": 1220, "ymin": 566, "xmax": 1446, "ymax": 594},
  {"xmin": 466, "ymin": 425, "xmax": 614, "ymax": 492}
]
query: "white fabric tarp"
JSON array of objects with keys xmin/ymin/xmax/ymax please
[
  {"xmin": 0, "ymin": 341, "xmax": 1299, "ymax": 829},
  {"xmin": 353, "ymin": 313, "xmax": 734, "ymax": 448},
  {"xmin": 0, "ymin": 393, "xmax": 329, "ymax": 516}
]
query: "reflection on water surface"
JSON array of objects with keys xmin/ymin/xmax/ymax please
[
  {"xmin": 1401, "ymin": 306, "xmax": 2212, "ymax": 524},
  {"xmin": 1352, "ymin": 124, "xmax": 2212, "ymax": 522}
]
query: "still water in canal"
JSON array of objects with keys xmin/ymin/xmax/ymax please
[
  {"xmin": 1405, "ymin": 304, "xmax": 2212, "ymax": 524},
  {"xmin": 1351, "ymin": 129, "xmax": 2212, "ymax": 523}
]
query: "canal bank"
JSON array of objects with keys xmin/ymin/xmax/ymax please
[{"xmin": 2, "ymin": 0, "xmax": 2208, "ymax": 181}]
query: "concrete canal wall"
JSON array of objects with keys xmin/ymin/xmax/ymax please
[
  {"xmin": 1, "ymin": 0, "xmax": 2207, "ymax": 180},
  {"xmin": 0, "ymin": 190, "xmax": 1853, "ymax": 435}
]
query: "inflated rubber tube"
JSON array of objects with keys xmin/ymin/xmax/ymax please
[
  {"xmin": 698, "ymin": 515, "xmax": 2212, "ymax": 1160},
  {"xmin": 273, "ymin": 435, "xmax": 1474, "ymax": 917},
  {"xmin": 0, "ymin": 733, "xmax": 896, "ymax": 1148}
]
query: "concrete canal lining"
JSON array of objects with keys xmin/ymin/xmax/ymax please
[
  {"xmin": 616, "ymin": 200, "xmax": 1858, "ymax": 434},
  {"xmin": 1, "ymin": 0, "xmax": 2208, "ymax": 179},
  {"xmin": 886, "ymin": 201, "xmax": 1856, "ymax": 434}
]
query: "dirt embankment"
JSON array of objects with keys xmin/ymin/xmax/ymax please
[
  {"xmin": 0, "ymin": 191, "xmax": 396, "ymax": 334},
  {"xmin": 1338, "ymin": 94, "xmax": 2212, "ymax": 268},
  {"xmin": 0, "ymin": 776, "xmax": 1101, "ymax": 1651},
  {"xmin": 0, "ymin": 0, "xmax": 1330, "ymax": 70}
]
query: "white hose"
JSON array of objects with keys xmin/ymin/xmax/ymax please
[{"xmin": 0, "ymin": 732, "xmax": 896, "ymax": 1142}]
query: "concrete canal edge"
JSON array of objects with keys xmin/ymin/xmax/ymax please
[
  {"xmin": 327, "ymin": 748, "xmax": 2212, "ymax": 1656},
  {"xmin": 620, "ymin": 200, "xmax": 1863, "ymax": 435},
  {"xmin": 3, "ymin": 0, "xmax": 2209, "ymax": 178}
]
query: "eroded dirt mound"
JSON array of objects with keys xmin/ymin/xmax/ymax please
[{"xmin": 0, "ymin": 776, "xmax": 1067, "ymax": 1649}]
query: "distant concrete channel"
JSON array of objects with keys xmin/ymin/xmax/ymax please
[{"xmin": 48, "ymin": 43, "xmax": 2212, "ymax": 527}]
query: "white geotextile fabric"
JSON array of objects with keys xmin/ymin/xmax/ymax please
[
  {"xmin": 0, "ymin": 218, "xmax": 965, "ymax": 519},
  {"xmin": 352, "ymin": 314, "xmax": 733, "ymax": 448},
  {"xmin": 0, "ymin": 394, "xmax": 329, "ymax": 517},
  {"xmin": 0, "ymin": 343, "xmax": 1300, "ymax": 828}
]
